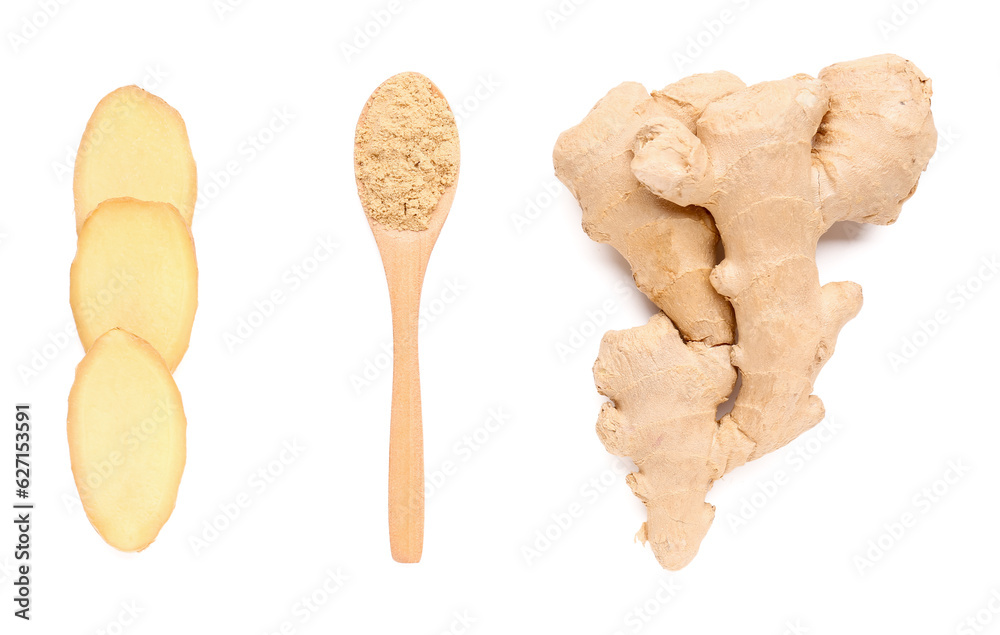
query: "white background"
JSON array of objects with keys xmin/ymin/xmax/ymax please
[{"xmin": 1, "ymin": 0, "xmax": 998, "ymax": 633}]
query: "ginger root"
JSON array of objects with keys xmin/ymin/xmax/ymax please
[
  {"xmin": 634, "ymin": 55, "xmax": 936, "ymax": 458},
  {"xmin": 595, "ymin": 313, "xmax": 752, "ymax": 569},
  {"xmin": 554, "ymin": 72, "xmax": 743, "ymax": 346},
  {"xmin": 558, "ymin": 55, "xmax": 936, "ymax": 569}
]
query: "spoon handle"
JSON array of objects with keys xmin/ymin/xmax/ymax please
[{"xmin": 386, "ymin": 254, "xmax": 425, "ymax": 563}]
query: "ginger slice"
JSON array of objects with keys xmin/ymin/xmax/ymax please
[
  {"xmin": 73, "ymin": 85, "xmax": 197, "ymax": 231},
  {"xmin": 70, "ymin": 197, "xmax": 198, "ymax": 372},
  {"xmin": 632, "ymin": 54, "xmax": 936, "ymax": 461},
  {"xmin": 554, "ymin": 72, "xmax": 744, "ymax": 346},
  {"xmin": 68, "ymin": 328, "xmax": 187, "ymax": 552}
]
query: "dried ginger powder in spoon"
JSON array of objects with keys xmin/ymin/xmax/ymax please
[{"xmin": 354, "ymin": 73, "xmax": 459, "ymax": 231}]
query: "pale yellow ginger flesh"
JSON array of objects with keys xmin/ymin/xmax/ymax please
[
  {"xmin": 562, "ymin": 55, "xmax": 936, "ymax": 569},
  {"xmin": 554, "ymin": 72, "xmax": 744, "ymax": 346},
  {"xmin": 68, "ymin": 328, "xmax": 187, "ymax": 552},
  {"xmin": 354, "ymin": 72, "xmax": 460, "ymax": 231},
  {"xmin": 74, "ymin": 85, "xmax": 197, "ymax": 231},
  {"xmin": 70, "ymin": 197, "xmax": 198, "ymax": 372}
]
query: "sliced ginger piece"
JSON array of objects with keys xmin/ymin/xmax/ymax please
[
  {"xmin": 74, "ymin": 85, "xmax": 197, "ymax": 231},
  {"xmin": 70, "ymin": 197, "xmax": 198, "ymax": 372},
  {"xmin": 68, "ymin": 328, "xmax": 187, "ymax": 552}
]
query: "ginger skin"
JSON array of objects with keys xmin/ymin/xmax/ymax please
[
  {"xmin": 554, "ymin": 72, "xmax": 743, "ymax": 346},
  {"xmin": 560, "ymin": 55, "xmax": 936, "ymax": 569},
  {"xmin": 633, "ymin": 55, "xmax": 936, "ymax": 459},
  {"xmin": 595, "ymin": 314, "xmax": 752, "ymax": 569}
]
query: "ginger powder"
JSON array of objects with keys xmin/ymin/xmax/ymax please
[{"xmin": 354, "ymin": 72, "xmax": 459, "ymax": 231}]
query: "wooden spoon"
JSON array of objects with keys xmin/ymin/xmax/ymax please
[{"xmin": 354, "ymin": 73, "xmax": 460, "ymax": 563}]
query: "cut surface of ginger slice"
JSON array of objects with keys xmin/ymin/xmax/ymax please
[
  {"xmin": 70, "ymin": 197, "xmax": 198, "ymax": 371},
  {"xmin": 68, "ymin": 328, "xmax": 187, "ymax": 552},
  {"xmin": 74, "ymin": 85, "xmax": 197, "ymax": 231}
]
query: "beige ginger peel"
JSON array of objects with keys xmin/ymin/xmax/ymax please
[
  {"xmin": 555, "ymin": 54, "xmax": 936, "ymax": 569},
  {"xmin": 354, "ymin": 72, "xmax": 460, "ymax": 231},
  {"xmin": 555, "ymin": 72, "xmax": 744, "ymax": 346}
]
